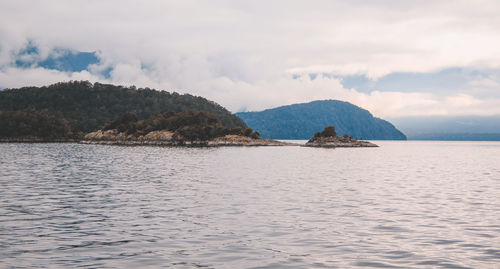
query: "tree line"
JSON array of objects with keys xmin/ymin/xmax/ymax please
[
  {"xmin": 0, "ymin": 109, "xmax": 73, "ymax": 139},
  {"xmin": 0, "ymin": 81, "xmax": 247, "ymax": 133},
  {"xmin": 103, "ymin": 111, "xmax": 260, "ymax": 141}
]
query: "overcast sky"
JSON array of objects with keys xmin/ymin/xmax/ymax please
[{"xmin": 1, "ymin": 0, "xmax": 500, "ymax": 117}]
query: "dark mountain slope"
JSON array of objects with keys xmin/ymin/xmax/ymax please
[
  {"xmin": 0, "ymin": 81, "xmax": 246, "ymax": 133},
  {"xmin": 236, "ymin": 100, "xmax": 406, "ymax": 140}
]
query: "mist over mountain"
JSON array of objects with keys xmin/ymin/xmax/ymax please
[
  {"xmin": 388, "ymin": 116, "xmax": 500, "ymax": 141},
  {"xmin": 236, "ymin": 100, "xmax": 406, "ymax": 140}
]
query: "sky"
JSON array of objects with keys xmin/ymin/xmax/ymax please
[{"xmin": 1, "ymin": 0, "xmax": 500, "ymax": 118}]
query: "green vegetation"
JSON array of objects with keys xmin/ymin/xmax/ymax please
[
  {"xmin": 236, "ymin": 100, "xmax": 407, "ymax": 140},
  {"xmin": 315, "ymin": 126, "xmax": 337, "ymax": 138},
  {"xmin": 0, "ymin": 109, "xmax": 73, "ymax": 140},
  {"xmin": 306, "ymin": 125, "xmax": 378, "ymax": 147},
  {"xmin": 102, "ymin": 111, "xmax": 260, "ymax": 141},
  {"xmin": 0, "ymin": 81, "xmax": 247, "ymax": 134},
  {"xmin": 310, "ymin": 126, "xmax": 344, "ymax": 142}
]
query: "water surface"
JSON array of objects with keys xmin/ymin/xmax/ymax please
[{"xmin": 0, "ymin": 141, "xmax": 499, "ymax": 268}]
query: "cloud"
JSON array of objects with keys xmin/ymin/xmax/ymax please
[
  {"xmin": 188, "ymin": 74, "xmax": 500, "ymax": 118},
  {"xmin": 1, "ymin": 0, "xmax": 500, "ymax": 117},
  {"xmin": 328, "ymin": 67, "xmax": 500, "ymax": 97},
  {"xmin": 446, "ymin": 94, "xmax": 481, "ymax": 107},
  {"xmin": 0, "ymin": 67, "xmax": 99, "ymax": 89}
]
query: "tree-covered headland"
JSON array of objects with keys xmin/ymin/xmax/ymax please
[{"xmin": 0, "ymin": 81, "xmax": 247, "ymax": 140}]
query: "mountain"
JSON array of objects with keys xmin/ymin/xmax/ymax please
[
  {"xmin": 387, "ymin": 116, "xmax": 500, "ymax": 140},
  {"xmin": 0, "ymin": 81, "xmax": 246, "ymax": 133},
  {"xmin": 236, "ymin": 100, "xmax": 406, "ymax": 140}
]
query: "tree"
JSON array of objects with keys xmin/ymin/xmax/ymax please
[
  {"xmin": 250, "ymin": 131, "xmax": 260, "ymax": 139},
  {"xmin": 243, "ymin": 128, "xmax": 253, "ymax": 137},
  {"xmin": 343, "ymin": 134, "xmax": 353, "ymax": 141},
  {"xmin": 103, "ymin": 112, "xmax": 138, "ymax": 131},
  {"xmin": 320, "ymin": 126, "xmax": 336, "ymax": 137},
  {"xmin": 0, "ymin": 109, "xmax": 71, "ymax": 139}
]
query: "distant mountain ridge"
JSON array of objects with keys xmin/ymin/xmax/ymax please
[{"xmin": 236, "ymin": 100, "xmax": 406, "ymax": 140}]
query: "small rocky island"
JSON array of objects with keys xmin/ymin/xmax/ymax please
[
  {"xmin": 304, "ymin": 126, "xmax": 378, "ymax": 148},
  {"xmin": 81, "ymin": 111, "xmax": 292, "ymax": 147}
]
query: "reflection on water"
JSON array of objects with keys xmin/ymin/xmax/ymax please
[{"xmin": 0, "ymin": 142, "xmax": 499, "ymax": 268}]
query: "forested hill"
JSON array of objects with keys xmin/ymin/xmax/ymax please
[
  {"xmin": 236, "ymin": 100, "xmax": 406, "ymax": 140},
  {"xmin": 0, "ymin": 81, "xmax": 246, "ymax": 133}
]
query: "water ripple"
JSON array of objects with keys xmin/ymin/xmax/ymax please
[{"xmin": 0, "ymin": 142, "xmax": 499, "ymax": 268}]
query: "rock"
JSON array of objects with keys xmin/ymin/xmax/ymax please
[
  {"xmin": 208, "ymin": 135, "xmax": 294, "ymax": 146},
  {"xmin": 84, "ymin": 130, "xmax": 120, "ymax": 140},
  {"xmin": 141, "ymin": 130, "xmax": 176, "ymax": 141},
  {"xmin": 304, "ymin": 136, "xmax": 378, "ymax": 148},
  {"xmin": 81, "ymin": 130, "xmax": 295, "ymax": 147}
]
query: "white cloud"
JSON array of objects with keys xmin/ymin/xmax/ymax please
[
  {"xmin": 0, "ymin": 67, "xmax": 98, "ymax": 89},
  {"xmin": 1, "ymin": 0, "xmax": 500, "ymax": 117},
  {"xmin": 446, "ymin": 94, "xmax": 482, "ymax": 108},
  {"xmin": 468, "ymin": 75, "xmax": 500, "ymax": 88}
]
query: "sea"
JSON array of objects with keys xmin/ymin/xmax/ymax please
[{"xmin": 0, "ymin": 141, "xmax": 499, "ymax": 268}]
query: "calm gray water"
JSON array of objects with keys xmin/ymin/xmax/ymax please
[{"xmin": 0, "ymin": 141, "xmax": 499, "ymax": 268}]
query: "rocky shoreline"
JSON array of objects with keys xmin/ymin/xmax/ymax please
[
  {"xmin": 1, "ymin": 130, "xmax": 377, "ymax": 148},
  {"xmin": 80, "ymin": 130, "xmax": 294, "ymax": 147},
  {"xmin": 304, "ymin": 137, "xmax": 378, "ymax": 148},
  {"xmin": 0, "ymin": 138, "xmax": 79, "ymax": 143}
]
